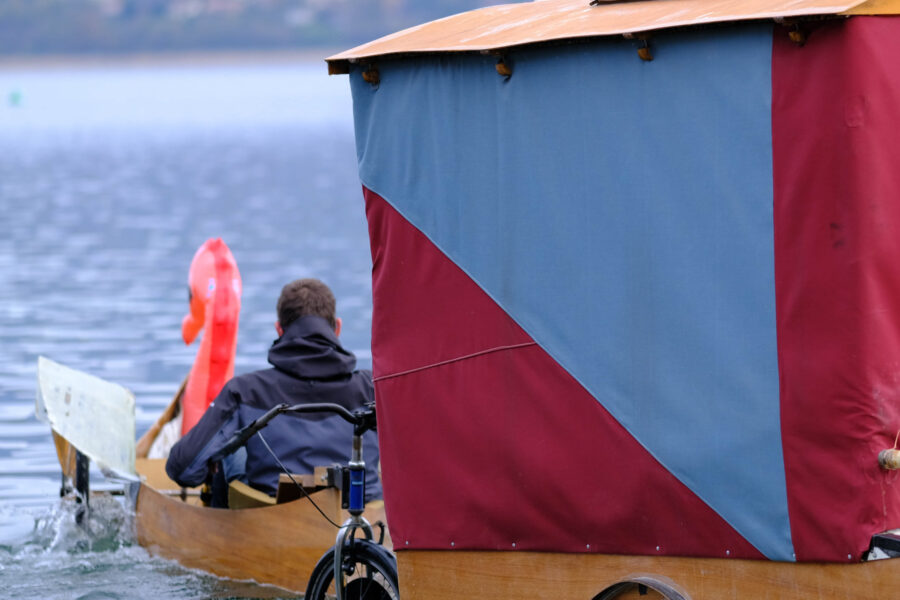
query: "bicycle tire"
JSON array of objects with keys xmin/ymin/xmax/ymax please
[{"xmin": 305, "ymin": 538, "xmax": 399, "ymax": 600}]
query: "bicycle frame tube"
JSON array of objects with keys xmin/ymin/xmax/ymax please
[
  {"xmin": 348, "ymin": 432, "xmax": 365, "ymax": 515},
  {"xmin": 334, "ymin": 430, "xmax": 373, "ymax": 600}
]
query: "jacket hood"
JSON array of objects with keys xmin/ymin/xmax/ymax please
[{"xmin": 267, "ymin": 315, "xmax": 357, "ymax": 379}]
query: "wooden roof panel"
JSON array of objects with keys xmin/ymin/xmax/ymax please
[{"xmin": 327, "ymin": 0, "xmax": 869, "ymax": 67}]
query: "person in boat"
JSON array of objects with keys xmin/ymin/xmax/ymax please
[{"xmin": 165, "ymin": 278, "xmax": 381, "ymax": 505}]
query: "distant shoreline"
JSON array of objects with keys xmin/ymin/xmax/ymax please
[{"xmin": 0, "ymin": 48, "xmax": 345, "ymax": 71}]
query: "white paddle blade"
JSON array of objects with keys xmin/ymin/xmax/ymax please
[{"xmin": 36, "ymin": 356, "xmax": 137, "ymax": 477}]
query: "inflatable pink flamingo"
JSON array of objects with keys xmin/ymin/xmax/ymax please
[{"xmin": 181, "ymin": 238, "xmax": 241, "ymax": 435}]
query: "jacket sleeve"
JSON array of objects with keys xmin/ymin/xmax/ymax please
[{"xmin": 165, "ymin": 383, "xmax": 242, "ymax": 487}]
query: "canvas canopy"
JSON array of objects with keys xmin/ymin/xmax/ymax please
[{"xmin": 331, "ymin": 0, "xmax": 900, "ymax": 563}]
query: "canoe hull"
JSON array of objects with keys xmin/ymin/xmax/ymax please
[
  {"xmin": 136, "ymin": 483, "xmax": 341, "ymax": 593},
  {"xmin": 398, "ymin": 550, "xmax": 900, "ymax": 599}
]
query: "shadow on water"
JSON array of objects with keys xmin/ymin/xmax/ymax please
[{"xmin": 0, "ymin": 495, "xmax": 301, "ymax": 599}]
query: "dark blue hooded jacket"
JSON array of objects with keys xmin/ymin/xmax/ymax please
[{"xmin": 165, "ymin": 315, "xmax": 381, "ymax": 500}]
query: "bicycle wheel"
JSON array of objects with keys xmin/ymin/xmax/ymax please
[
  {"xmin": 305, "ymin": 538, "xmax": 399, "ymax": 600},
  {"xmin": 593, "ymin": 576, "xmax": 689, "ymax": 600}
]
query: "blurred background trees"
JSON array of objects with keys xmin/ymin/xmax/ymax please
[{"xmin": 0, "ymin": 0, "xmax": 513, "ymax": 55}]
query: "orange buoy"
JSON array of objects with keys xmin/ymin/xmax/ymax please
[{"xmin": 181, "ymin": 238, "xmax": 242, "ymax": 435}]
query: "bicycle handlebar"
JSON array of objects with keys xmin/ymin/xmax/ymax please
[{"xmin": 208, "ymin": 401, "xmax": 376, "ymax": 463}]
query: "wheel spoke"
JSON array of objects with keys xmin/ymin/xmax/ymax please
[{"xmin": 305, "ymin": 539, "xmax": 399, "ymax": 600}]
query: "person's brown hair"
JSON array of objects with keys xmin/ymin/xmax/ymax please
[{"xmin": 276, "ymin": 278, "xmax": 336, "ymax": 329}]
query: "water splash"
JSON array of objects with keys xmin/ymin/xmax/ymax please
[
  {"xmin": 0, "ymin": 496, "xmax": 298, "ymax": 598},
  {"xmin": 31, "ymin": 494, "xmax": 134, "ymax": 554}
]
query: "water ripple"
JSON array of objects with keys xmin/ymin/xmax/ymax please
[{"xmin": 1, "ymin": 58, "xmax": 366, "ymax": 598}]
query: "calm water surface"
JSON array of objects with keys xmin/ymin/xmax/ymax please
[{"xmin": 0, "ymin": 56, "xmax": 368, "ymax": 599}]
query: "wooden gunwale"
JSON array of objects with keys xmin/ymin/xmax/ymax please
[{"xmin": 135, "ymin": 376, "xmax": 185, "ymax": 459}]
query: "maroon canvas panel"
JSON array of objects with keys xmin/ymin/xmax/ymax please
[
  {"xmin": 773, "ymin": 17, "xmax": 900, "ymax": 562},
  {"xmin": 366, "ymin": 187, "xmax": 764, "ymax": 558}
]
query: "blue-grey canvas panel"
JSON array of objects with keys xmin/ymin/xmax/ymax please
[{"xmin": 351, "ymin": 24, "xmax": 793, "ymax": 560}]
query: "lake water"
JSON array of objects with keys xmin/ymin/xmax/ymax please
[{"xmin": 0, "ymin": 54, "xmax": 370, "ymax": 599}]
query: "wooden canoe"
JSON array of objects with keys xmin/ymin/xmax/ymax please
[{"xmin": 39, "ymin": 357, "xmax": 389, "ymax": 595}]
